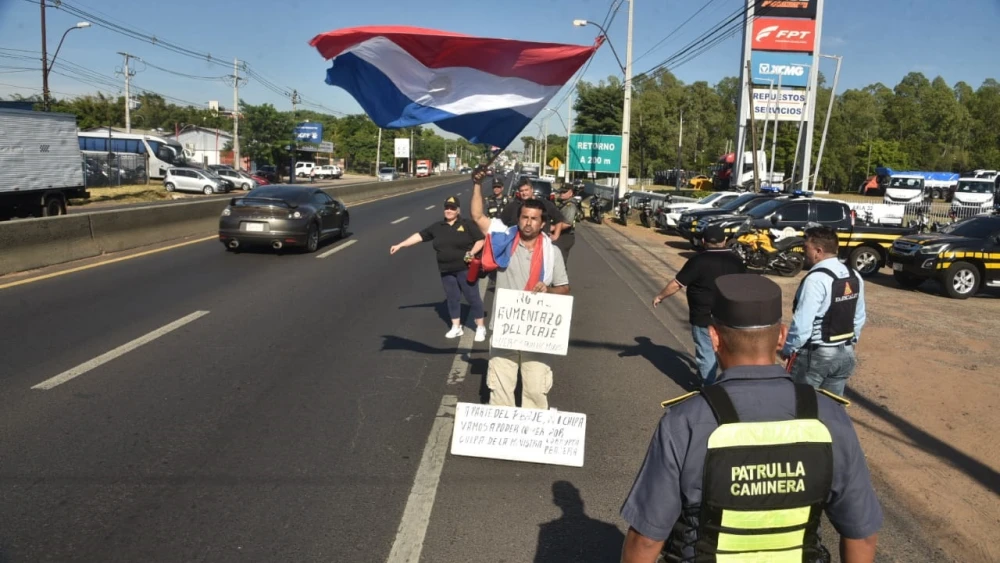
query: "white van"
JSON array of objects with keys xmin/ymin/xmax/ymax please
[
  {"xmin": 883, "ymin": 175, "xmax": 926, "ymax": 205},
  {"xmin": 951, "ymin": 178, "xmax": 996, "ymax": 212},
  {"xmin": 295, "ymin": 161, "xmax": 316, "ymax": 177}
]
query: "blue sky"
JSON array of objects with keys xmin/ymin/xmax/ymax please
[{"xmin": 1, "ymin": 0, "xmax": 998, "ymax": 145}]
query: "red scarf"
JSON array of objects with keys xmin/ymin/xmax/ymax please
[{"xmin": 513, "ymin": 232, "xmax": 545, "ymax": 290}]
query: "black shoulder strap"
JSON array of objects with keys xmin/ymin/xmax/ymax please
[
  {"xmin": 807, "ymin": 267, "xmax": 837, "ymax": 280},
  {"xmin": 794, "ymin": 384, "xmax": 819, "ymax": 419},
  {"xmin": 701, "ymin": 385, "xmax": 740, "ymax": 425}
]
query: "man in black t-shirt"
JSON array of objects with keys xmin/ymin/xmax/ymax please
[{"xmin": 652, "ymin": 225, "xmax": 746, "ymax": 385}]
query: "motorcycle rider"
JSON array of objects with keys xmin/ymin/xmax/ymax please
[
  {"xmin": 553, "ymin": 183, "xmax": 582, "ymax": 265},
  {"xmin": 485, "ymin": 179, "xmax": 509, "ymax": 219}
]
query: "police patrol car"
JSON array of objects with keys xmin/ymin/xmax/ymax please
[{"xmin": 888, "ymin": 213, "xmax": 1000, "ymax": 299}]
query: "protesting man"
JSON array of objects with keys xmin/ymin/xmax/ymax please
[
  {"xmin": 651, "ymin": 225, "xmax": 745, "ymax": 386},
  {"xmin": 552, "ymin": 184, "xmax": 582, "ymax": 265},
  {"xmin": 470, "ymin": 167, "xmax": 570, "ymax": 409},
  {"xmin": 781, "ymin": 226, "xmax": 866, "ymax": 397},
  {"xmin": 621, "ymin": 274, "xmax": 882, "ymax": 563}
]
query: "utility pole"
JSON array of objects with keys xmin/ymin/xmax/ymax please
[
  {"xmin": 40, "ymin": 0, "xmax": 49, "ymax": 110},
  {"xmin": 542, "ymin": 120, "xmax": 548, "ymax": 176},
  {"xmin": 232, "ymin": 58, "xmax": 242, "ymax": 171},
  {"xmin": 675, "ymin": 107, "xmax": 684, "ymax": 186},
  {"xmin": 375, "ymin": 127, "xmax": 383, "ymax": 176},
  {"xmin": 410, "ymin": 129, "xmax": 414, "ymax": 175},
  {"xmin": 290, "ymin": 90, "xmax": 300, "ymax": 183},
  {"xmin": 564, "ymin": 94, "xmax": 573, "ymax": 183},
  {"xmin": 117, "ymin": 52, "xmax": 137, "ymax": 133},
  {"xmin": 618, "ymin": 0, "xmax": 634, "ymax": 197},
  {"xmin": 745, "ymin": 61, "xmax": 760, "ymax": 192}
]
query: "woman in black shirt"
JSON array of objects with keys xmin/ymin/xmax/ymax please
[{"xmin": 390, "ymin": 196, "xmax": 488, "ymax": 341}]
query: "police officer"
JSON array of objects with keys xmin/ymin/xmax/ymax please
[
  {"xmin": 552, "ymin": 183, "xmax": 582, "ymax": 265},
  {"xmin": 484, "ymin": 179, "xmax": 509, "ymax": 219},
  {"xmin": 621, "ymin": 274, "xmax": 882, "ymax": 563},
  {"xmin": 781, "ymin": 226, "xmax": 866, "ymax": 398}
]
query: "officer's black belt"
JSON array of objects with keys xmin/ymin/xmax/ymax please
[{"xmin": 804, "ymin": 342, "xmax": 851, "ymax": 351}]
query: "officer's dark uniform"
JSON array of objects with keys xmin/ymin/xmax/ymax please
[
  {"xmin": 621, "ymin": 274, "xmax": 882, "ymax": 562},
  {"xmin": 552, "ymin": 187, "xmax": 581, "ymax": 265},
  {"xmin": 485, "ymin": 184, "xmax": 509, "ymax": 219}
]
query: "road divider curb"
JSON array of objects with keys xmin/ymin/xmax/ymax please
[{"xmin": 0, "ymin": 175, "xmax": 464, "ymax": 276}]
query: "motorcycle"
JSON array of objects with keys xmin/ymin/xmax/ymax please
[
  {"xmin": 589, "ymin": 194, "xmax": 608, "ymax": 224},
  {"xmin": 635, "ymin": 197, "xmax": 654, "ymax": 228},
  {"xmin": 907, "ymin": 207, "xmax": 930, "ymax": 233},
  {"xmin": 617, "ymin": 194, "xmax": 631, "ymax": 225},
  {"xmin": 730, "ymin": 222, "xmax": 806, "ymax": 277}
]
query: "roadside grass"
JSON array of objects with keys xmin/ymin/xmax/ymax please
[{"xmin": 71, "ymin": 184, "xmax": 172, "ymax": 206}]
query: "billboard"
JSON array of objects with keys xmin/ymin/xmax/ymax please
[
  {"xmin": 294, "ymin": 122, "xmax": 323, "ymax": 143},
  {"xmin": 567, "ymin": 133, "xmax": 622, "ymax": 174},
  {"xmin": 752, "ymin": 17, "xmax": 816, "ymax": 52},
  {"xmin": 750, "ymin": 51, "xmax": 811, "ymax": 88},
  {"xmin": 394, "ymin": 138, "xmax": 410, "ymax": 158},
  {"xmin": 754, "ymin": 0, "xmax": 817, "ymax": 19},
  {"xmin": 752, "ymin": 88, "xmax": 807, "ymax": 121}
]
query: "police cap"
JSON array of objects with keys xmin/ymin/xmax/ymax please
[{"xmin": 711, "ymin": 274, "xmax": 782, "ymax": 328}]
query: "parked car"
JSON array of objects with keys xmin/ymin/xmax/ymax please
[
  {"xmin": 888, "ymin": 213, "xmax": 1000, "ymax": 298},
  {"xmin": 214, "ymin": 168, "xmax": 257, "ymax": 191},
  {"xmin": 378, "ymin": 167, "xmax": 399, "ymax": 182},
  {"xmin": 315, "ymin": 165, "xmax": 343, "ymax": 179},
  {"xmin": 208, "ymin": 164, "xmax": 233, "ymax": 172},
  {"xmin": 295, "ymin": 161, "xmax": 316, "ymax": 177},
  {"xmin": 658, "ymin": 191, "xmax": 743, "ymax": 232},
  {"xmin": 250, "ymin": 174, "xmax": 270, "ymax": 186},
  {"xmin": 219, "ymin": 185, "xmax": 350, "ymax": 253},
  {"xmin": 255, "ymin": 165, "xmax": 279, "ymax": 183},
  {"xmin": 164, "ymin": 167, "xmax": 230, "ymax": 195}
]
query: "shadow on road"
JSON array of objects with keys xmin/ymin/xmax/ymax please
[
  {"xmin": 399, "ymin": 301, "xmax": 485, "ymax": 328},
  {"xmin": 845, "ymin": 388, "xmax": 1000, "ymax": 496},
  {"xmin": 570, "ymin": 337, "xmax": 700, "ymax": 392},
  {"xmin": 534, "ymin": 481, "xmax": 625, "ymax": 563}
]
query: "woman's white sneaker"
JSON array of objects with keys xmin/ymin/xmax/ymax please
[
  {"xmin": 474, "ymin": 326, "xmax": 487, "ymax": 342},
  {"xmin": 446, "ymin": 325, "xmax": 464, "ymax": 339}
]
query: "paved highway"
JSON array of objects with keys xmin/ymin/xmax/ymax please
[{"xmin": 0, "ymin": 178, "xmax": 925, "ymax": 562}]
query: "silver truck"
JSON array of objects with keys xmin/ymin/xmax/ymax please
[{"xmin": 0, "ymin": 108, "xmax": 88, "ymax": 220}]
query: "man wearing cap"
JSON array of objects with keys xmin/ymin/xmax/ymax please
[
  {"xmin": 781, "ymin": 226, "xmax": 866, "ymax": 398},
  {"xmin": 552, "ymin": 183, "xmax": 582, "ymax": 265},
  {"xmin": 500, "ymin": 177, "xmax": 571, "ymax": 241},
  {"xmin": 485, "ymin": 179, "xmax": 510, "ymax": 219},
  {"xmin": 652, "ymin": 225, "xmax": 746, "ymax": 385},
  {"xmin": 621, "ymin": 274, "xmax": 882, "ymax": 563}
]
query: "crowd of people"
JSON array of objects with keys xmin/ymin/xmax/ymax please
[{"xmin": 392, "ymin": 163, "xmax": 880, "ymax": 562}]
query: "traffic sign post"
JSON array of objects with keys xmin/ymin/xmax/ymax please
[{"xmin": 568, "ymin": 134, "xmax": 622, "ymax": 174}]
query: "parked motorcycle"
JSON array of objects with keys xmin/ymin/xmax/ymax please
[
  {"xmin": 635, "ymin": 197, "xmax": 654, "ymax": 228},
  {"xmin": 730, "ymin": 222, "xmax": 806, "ymax": 277},
  {"xmin": 617, "ymin": 194, "xmax": 631, "ymax": 225},
  {"xmin": 589, "ymin": 194, "xmax": 608, "ymax": 224}
]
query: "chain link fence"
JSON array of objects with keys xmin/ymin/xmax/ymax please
[{"xmin": 82, "ymin": 153, "xmax": 149, "ymax": 187}]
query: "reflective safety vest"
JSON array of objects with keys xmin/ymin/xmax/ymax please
[
  {"xmin": 793, "ymin": 268, "xmax": 862, "ymax": 345},
  {"xmin": 664, "ymin": 384, "xmax": 834, "ymax": 563},
  {"xmin": 486, "ymin": 195, "xmax": 508, "ymax": 218}
]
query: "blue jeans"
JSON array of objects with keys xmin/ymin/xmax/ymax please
[
  {"xmin": 440, "ymin": 271, "xmax": 484, "ymax": 324},
  {"xmin": 691, "ymin": 325, "xmax": 718, "ymax": 386},
  {"xmin": 791, "ymin": 344, "xmax": 857, "ymax": 397}
]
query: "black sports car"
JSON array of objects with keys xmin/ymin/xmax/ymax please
[{"xmin": 219, "ymin": 185, "xmax": 350, "ymax": 253}]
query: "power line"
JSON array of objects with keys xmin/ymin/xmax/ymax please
[
  {"xmin": 633, "ymin": 0, "xmax": 727, "ymax": 64},
  {"xmin": 637, "ymin": 2, "xmax": 753, "ymax": 77}
]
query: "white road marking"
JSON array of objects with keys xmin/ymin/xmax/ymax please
[
  {"xmin": 425, "ymin": 205, "xmax": 435, "ymax": 210},
  {"xmin": 316, "ymin": 238, "xmax": 358, "ymax": 259},
  {"xmin": 32, "ymin": 310, "xmax": 210, "ymax": 390},
  {"xmin": 387, "ymin": 282, "xmax": 487, "ymax": 562},
  {"xmin": 391, "ymin": 216, "xmax": 409, "ymax": 224}
]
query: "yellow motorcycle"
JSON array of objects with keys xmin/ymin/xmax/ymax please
[{"xmin": 730, "ymin": 222, "xmax": 806, "ymax": 277}]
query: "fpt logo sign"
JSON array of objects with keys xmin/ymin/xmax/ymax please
[
  {"xmin": 753, "ymin": 17, "xmax": 816, "ymax": 52},
  {"xmin": 293, "ymin": 122, "xmax": 323, "ymax": 144},
  {"xmin": 750, "ymin": 51, "xmax": 811, "ymax": 88}
]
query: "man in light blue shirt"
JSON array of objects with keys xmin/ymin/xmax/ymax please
[{"xmin": 781, "ymin": 226, "xmax": 866, "ymax": 397}]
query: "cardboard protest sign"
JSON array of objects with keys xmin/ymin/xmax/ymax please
[
  {"xmin": 450, "ymin": 402, "xmax": 586, "ymax": 467},
  {"xmin": 490, "ymin": 289, "xmax": 573, "ymax": 356}
]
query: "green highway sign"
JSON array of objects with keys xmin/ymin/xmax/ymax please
[{"xmin": 568, "ymin": 133, "xmax": 622, "ymax": 174}]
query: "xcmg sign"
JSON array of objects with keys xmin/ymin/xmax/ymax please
[
  {"xmin": 754, "ymin": 0, "xmax": 817, "ymax": 19},
  {"xmin": 752, "ymin": 17, "xmax": 816, "ymax": 52},
  {"xmin": 750, "ymin": 51, "xmax": 811, "ymax": 88}
]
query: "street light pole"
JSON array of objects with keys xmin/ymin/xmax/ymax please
[
  {"xmin": 619, "ymin": 0, "xmax": 634, "ymax": 197},
  {"xmin": 812, "ymin": 54, "xmax": 843, "ymax": 192},
  {"xmin": 42, "ymin": 19, "xmax": 91, "ymax": 111}
]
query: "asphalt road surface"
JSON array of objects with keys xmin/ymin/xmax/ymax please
[{"xmin": 0, "ymin": 178, "xmax": 927, "ymax": 562}]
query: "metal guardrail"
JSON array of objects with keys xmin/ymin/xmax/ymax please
[{"xmin": 588, "ymin": 184, "xmax": 697, "ymax": 209}]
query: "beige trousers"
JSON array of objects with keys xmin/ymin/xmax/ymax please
[{"xmin": 487, "ymin": 348, "xmax": 553, "ymax": 410}]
